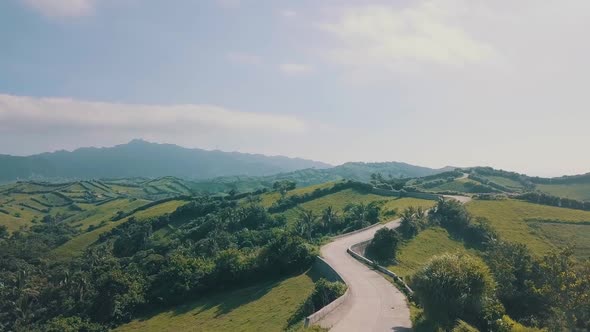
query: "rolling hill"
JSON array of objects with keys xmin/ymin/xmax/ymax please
[{"xmin": 0, "ymin": 139, "xmax": 331, "ymax": 183}]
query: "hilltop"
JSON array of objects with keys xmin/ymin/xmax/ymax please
[{"xmin": 0, "ymin": 139, "xmax": 331, "ymax": 183}]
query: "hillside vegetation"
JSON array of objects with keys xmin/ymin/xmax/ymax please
[
  {"xmin": 115, "ymin": 270, "xmax": 318, "ymax": 332},
  {"xmin": 2, "ymin": 178, "xmax": 422, "ymax": 331},
  {"xmin": 379, "ymin": 198, "xmax": 590, "ymax": 331}
]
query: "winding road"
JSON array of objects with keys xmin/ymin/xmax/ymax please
[{"xmin": 317, "ymin": 195, "xmax": 471, "ymax": 331}]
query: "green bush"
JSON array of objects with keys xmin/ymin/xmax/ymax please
[
  {"xmin": 412, "ymin": 253, "xmax": 503, "ymax": 330},
  {"xmin": 301, "ymin": 278, "xmax": 346, "ymax": 315},
  {"xmin": 365, "ymin": 228, "xmax": 400, "ymax": 264}
]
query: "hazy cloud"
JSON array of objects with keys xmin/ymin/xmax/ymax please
[
  {"xmin": 0, "ymin": 94, "xmax": 306, "ymax": 134},
  {"xmin": 279, "ymin": 9, "xmax": 297, "ymax": 18},
  {"xmin": 320, "ymin": 2, "xmax": 497, "ymax": 71},
  {"xmin": 22, "ymin": 0, "xmax": 96, "ymax": 17},
  {"xmin": 279, "ymin": 63, "xmax": 312, "ymax": 76}
]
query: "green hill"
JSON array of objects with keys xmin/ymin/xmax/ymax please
[{"xmin": 0, "ymin": 139, "xmax": 331, "ymax": 183}]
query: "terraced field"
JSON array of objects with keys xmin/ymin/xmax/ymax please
[
  {"xmin": 52, "ymin": 199, "xmax": 188, "ymax": 259},
  {"xmin": 0, "ymin": 178, "xmax": 195, "ymax": 233}
]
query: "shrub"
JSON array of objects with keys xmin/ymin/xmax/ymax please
[
  {"xmin": 300, "ymin": 278, "xmax": 346, "ymax": 315},
  {"xmin": 365, "ymin": 228, "xmax": 400, "ymax": 264},
  {"xmin": 43, "ymin": 316, "xmax": 106, "ymax": 332},
  {"xmin": 412, "ymin": 253, "xmax": 502, "ymax": 330}
]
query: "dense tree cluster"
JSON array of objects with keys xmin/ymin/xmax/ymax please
[
  {"xmin": 429, "ymin": 199, "xmax": 498, "ymax": 249},
  {"xmin": 0, "ymin": 198, "xmax": 318, "ymax": 331},
  {"xmin": 517, "ymin": 192, "xmax": 590, "ymax": 211},
  {"xmin": 293, "ymin": 202, "xmax": 382, "ymax": 240},
  {"xmin": 369, "ymin": 172, "xmax": 407, "ymax": 191}
]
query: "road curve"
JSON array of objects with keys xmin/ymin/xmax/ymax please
[
  {"xmin": 317, "ymin": 195, "xmax": 471, "ymax": 331},
  {"xmin": 317, "ymin": 217, "xmax": 411, "ymax": 332}
]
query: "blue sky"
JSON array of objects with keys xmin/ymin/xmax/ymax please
[{"xmin": 1, "ymin": 0, "xmax": 590, "ymax": 176}]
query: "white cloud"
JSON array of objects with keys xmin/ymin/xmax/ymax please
[
  {"xmin": 0, "ymin": 94, "xmax": 306, "ymax": 134},
  {"xmin": 279, "ymin": 63, "xmax": 312, "ymax": 76},
  {"xmin": 22, "ymin": 0, "xmax": 96, "ymax": 17},
  {"xmin": 226, "ymin": 52, "xmax": 263, "ymax": 65},
  {"xmin": 320, "ymin": 2, "xmax": 496, "ymax": 71}
]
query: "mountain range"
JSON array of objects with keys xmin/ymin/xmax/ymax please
[{"xmin": 0, "ymin": 139, "xmax": 451, "ymax": 183}]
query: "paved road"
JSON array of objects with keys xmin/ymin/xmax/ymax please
[{"xmin": 317, "ymin": 195, "xmax": 471, "ymax": 332}]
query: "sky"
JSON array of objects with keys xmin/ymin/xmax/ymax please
[{"xmin": 1, "ymin": 0, "xmax": 589, "ymax": 177}]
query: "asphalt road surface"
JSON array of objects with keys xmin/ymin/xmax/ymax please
[{"xmin": 317, "ymin": 195, "xmax": 471, "ymax": 331}]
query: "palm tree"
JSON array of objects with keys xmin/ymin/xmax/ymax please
[
  {"xmin": 322, "ymin": 206, "xmax": 338, "ymax": 234},
  {"xmin": 297, "ymin": 209, "xmax": 317, "ymax": 240}
]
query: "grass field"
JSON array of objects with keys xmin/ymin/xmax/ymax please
[
  {"xmin": 483, "ymin": 175, "xmax": 525, "ymax": 191},
  {"xmin": 424, "ymin": 178, "xmax": 489, "ymax": 193},
  {"xmin": 388, "ymin": 227, "xmax": 474, "ymax": 279},
  {"xmin": 528, "ymin": 221, "xmax": 590, "ymax": 259},
  {"xmin": 258, "ymin": 181, "xmax": 342, "ymax": 208},
  {"xmin": 0, "ymin": 178, "xmax": 196, "ymax": 233},
  {"xmin": 52, "ymin": 199, "xmax": 187, "ymax": 259},
  {"xmin": 115, "ymin": 270, "xmax": 319, "ymax": 332},
  {"xmin": 65, "ymin": 198, "xmax": 150, "ymax": 231},
  {"xmin": 536, "ymin": 183, "xmax": 590, "ymax": 201},
  {"xmin": 466, "ymin": 199, "xmax": 590, "ymax": 256}
]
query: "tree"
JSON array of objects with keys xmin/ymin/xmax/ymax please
[
  {"xmin": 430, "ymin": 198, "xmax": 471, "ymax": 231},
  {"xmin": 273, "ymin": 180, "xmax": 296, "ymax": 198},
  {"xmin": 365, "ymin": 228, "xmax": 400, "ymax": 264},
  {"xmin": 0, "ymin": 225, "xmax": 8, "ymax": 239},
  {"xmin": 321, "ymin": 206, "xmax": 339, "ymax": 234},
  {"xmin": 399, "ymin": 206, "xmax": 428, "ymax": 238},
  {"xmin": 484, "ymin": 241, "xmax": 543, "ymax": 322},
  {"xmin": 532, "ymin": 248, "xmax": 590, "ymax": 330},
  {"xmin": 412, "ymin": 253, "xmax": 502, "ymax": 330},
  {"xmin": 344, "ymin": 202, "xmax": 380, "ymax": 229},
  {"xmin": 43, "ymin": 316, "xmax": 106, "ymax": 332},
  {"xmin": 296, "ymin": 209, "xmax": 318, "ymax": 240}
]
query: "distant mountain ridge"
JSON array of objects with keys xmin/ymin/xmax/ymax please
[
  {"xmin": 0, "ymin": 139, "xmax": 331, "ymax": 183},
  {"xmin": 190, "ymin": 161, "xmax": 456, "ymax": 193}
]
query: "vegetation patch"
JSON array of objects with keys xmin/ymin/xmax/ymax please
[
  {"xmin": 388, "ymin": 227, "xmax": 473, "ymax": 279},
  {"xmin": 466, "ymin": 199, "xmax": 590, "ymax": 256},
  {"xmin": 115, "ymin": 271, "xmax": 318, "ymax": 332}
]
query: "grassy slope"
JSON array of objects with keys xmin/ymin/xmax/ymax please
[
  {"xmin": 52, "ymin": 200, "xmax": 187, "ymax": 259},
  {"xmin": 388, "ymin": 227, "xmax": 474, "ymax": 279},
  {"xmin": 65, "ymin": 199, "xmax": 150, "ymax": 231},
  {"xmin": 536, "ymin": 183, "xmax": 590, "ymax": 201},
  {"xmin": 483, "ymin": 175, "xmax": 524, "ymax": 191},
  {"xmin": 115, "ymin": 270, "xmax": 318, "ymax": 332},
  {"xmin": 258, "ymin": 181, "xmax": 342, "ymax": 208},
  {"xmin": 280, "ymin": 189, "xmax": 436, "ymax": 223},
  {"xmin": 389, "ymin": 199, "xmax": 590, "ymax": 282},
  {"xmin": 528, "ymin": 222, "xmax": 590, "ymax": 259},
  {"xmin": 466, "ymin": 199, "xmax": 590, "ymax": 256},
  {"xmin": 424, "ymin": 178, "xmax": 483, "ymax": 193}
]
